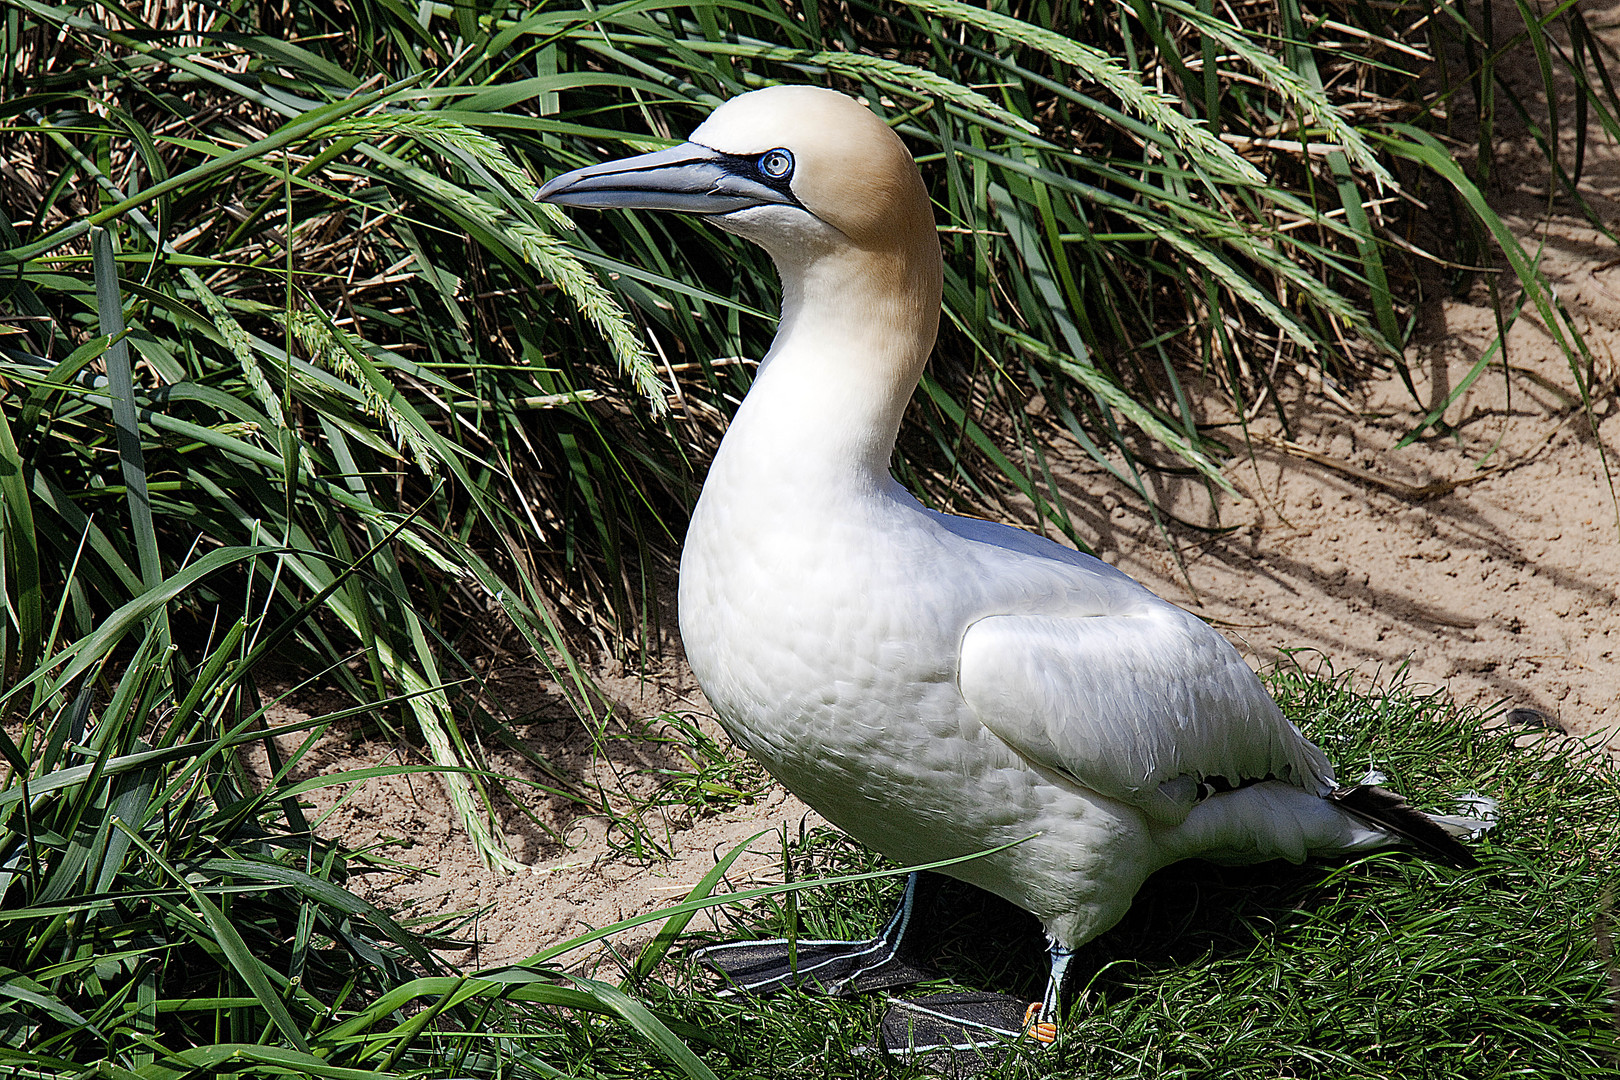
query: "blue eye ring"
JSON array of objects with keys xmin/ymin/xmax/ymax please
[{"xmin": 758, "ymin": 148, "xmax": 794, "ymax": 180}]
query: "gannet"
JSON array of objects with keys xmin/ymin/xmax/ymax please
[{"xmin": 538, "ymin": 85, "xmax": 1487, "ymax": 1047}]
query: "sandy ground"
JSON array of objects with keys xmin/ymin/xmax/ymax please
[
  {"xmin": 258, "ymin": 60, "xmax": 1620, "ymax": 977},
  {"xmin": 257, "ymin": 667, "xmax": 830, "ymax": 972}
]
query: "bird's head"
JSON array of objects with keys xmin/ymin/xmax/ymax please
[{"xmin": 536, "ymin": 86, "xmax": 936, "ymax": 261}]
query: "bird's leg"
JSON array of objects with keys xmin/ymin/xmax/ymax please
[
  {"xmin": 696, "ymin": 871, "xmax": 935, "ymax": 996},
  {"xmin": 872, "ymin": 867, "xmax": 922, "ymax": 946},
  {"xmin": 1022, "ymin": 943, "xmax": 1074, "ymax": 1045}
]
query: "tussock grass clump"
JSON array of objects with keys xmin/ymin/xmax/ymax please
[{"xmin": 0, "ymin": 595, "xmax": 728, "ymax": 1079}]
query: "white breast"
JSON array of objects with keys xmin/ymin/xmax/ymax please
[{"xmin": 677, "ymin": 422, "xmax": 1169, "ymax": 932}]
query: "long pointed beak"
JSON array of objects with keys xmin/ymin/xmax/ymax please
[{"xmin": 535, "ymin": 142, "xmax": 798, "ymax": 215}]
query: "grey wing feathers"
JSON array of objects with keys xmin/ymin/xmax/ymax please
[{"xmin": 957, "ymin": 605, "xmax": 1334, "ymax": 823}]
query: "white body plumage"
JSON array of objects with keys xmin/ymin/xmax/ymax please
[{"xmin": 676, "ymin": 198, "xmax": 1354, "ymax": 951}]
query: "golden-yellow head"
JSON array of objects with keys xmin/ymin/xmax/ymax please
[{"xmin": 537, "ymin": 86, "xmax": 935, "ymax": 255}]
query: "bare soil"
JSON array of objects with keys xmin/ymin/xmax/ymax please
[{"xmin": 259, "ymin": 69, "xmax": 1620, "ymax": 977}]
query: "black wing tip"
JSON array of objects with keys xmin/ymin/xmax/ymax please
[{"xmin": 1328, "ymin": 784, "xmax": 1480, "ymax": 869}]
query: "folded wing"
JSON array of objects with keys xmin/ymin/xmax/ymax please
[{"xmin": 957, "ymin": 606, "xmax": 1334, "ymax": 824}]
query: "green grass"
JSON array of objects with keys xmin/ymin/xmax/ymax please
[{"xmin": 0, "ymin": 568, "xmax": 733, "ymax": 1079}]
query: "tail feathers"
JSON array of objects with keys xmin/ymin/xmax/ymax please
[
  {"xmin": 1427, "ymin": 794, "xmax": 1499, "ymax": 844},
  {"xmin": 1327, "ymin": 784, "xmax": 1486, "ymax": 868}
]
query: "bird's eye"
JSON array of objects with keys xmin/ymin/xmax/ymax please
[{"xmin": 758, "ymin": 148, "xmax": 794, "ymax": 179}]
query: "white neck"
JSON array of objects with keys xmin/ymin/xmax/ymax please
[{"xmin": 715, "ymin": 222, "xmax": 943, "ymax": 492}]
